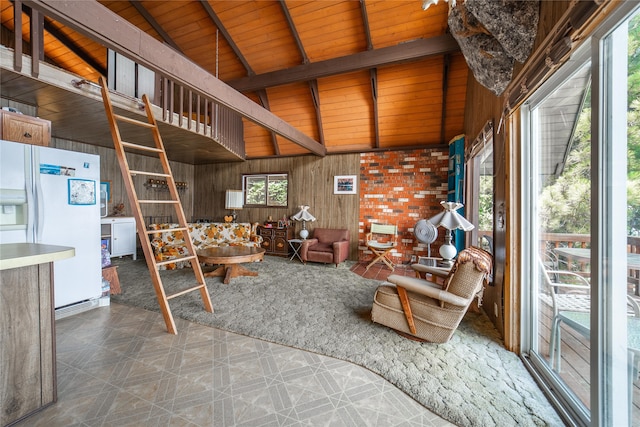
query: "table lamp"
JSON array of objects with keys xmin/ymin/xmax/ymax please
[
  {"xmin": 428, "ymin": 201, "xmax": 475, "ymax": 267},
  {"xmin": 225, "ymin": 190, "xmax": 243, "ymax": 222},
  {"xmin": 291, "ymin": 205, "xmax": 316, "ymax": 239}
]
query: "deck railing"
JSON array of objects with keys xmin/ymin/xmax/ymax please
[
  {"xmin": 540, "ymin": 233, "xmax": 640, "ymax": 293},
  {"xmin": 476, "ymin": 231, "xmax": 640, "ymax": 292}
]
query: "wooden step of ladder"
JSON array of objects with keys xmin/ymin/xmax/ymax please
[{"xmin": 98, "ymin": 76, "xmax": 213, "ymax": 334}]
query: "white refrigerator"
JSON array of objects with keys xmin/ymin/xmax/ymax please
[{"xmin": 0, "ymin": 139, "xmax": 103, "ymax": 311}]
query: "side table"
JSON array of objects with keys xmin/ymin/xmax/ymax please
[{"xmin": 288, "ymin": 239, "xmax": 303, "ymax": 262}]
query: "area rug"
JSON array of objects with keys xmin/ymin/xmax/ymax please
[{"xmin": 111, "ymin": 256, "xmax": 562, "ymax": 427}]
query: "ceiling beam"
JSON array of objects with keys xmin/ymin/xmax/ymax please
[
  {"xmin": 309, "ymin": 80, "xmax": 325, "ymax": 147},
  {"xmin": 279, "ymin": 0, "xmax": 307, "ymax": 64},
  {"xmin": 359, "ymin": 0, "xmax": 373, "ymax": 51},
  {"xmin": 40, "ymin": 17, "xmax": 107, "ymax": 76},
  {"xmin": 23, "ymin": 0, "xmax": 325, "ymax": 157},
  {"xmin": 280, "ymin": 1, "xmax": 325, "ymax": 150},
  {"xmin": 129, "ymin": 1, "xmax": 181, "ymax": 53},
  {"xmin": 227, "ymin": 34, "xmax": 460, "ymax": 92},
  {"xmin": 370, "ymin": 69, "xmax": 379, "ymax": 149},
  {"xmin": 256, "ymin": 90, "xmax": 280, "ymax": 156},
  {"xmin": 359, "ymin": 0, "xmax": 379, "ymax": 150}
]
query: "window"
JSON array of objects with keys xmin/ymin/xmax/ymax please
[
  {"xmin": 465, "ymin": 121, "xmax": 494, "ymax": 254},
  {"xmin": 520, "ymin": 4, "xmax": 639, "ymax": 426},
  {"xmin": 243, "ymin": 173, "xmax": 288, "ymax": 207}
]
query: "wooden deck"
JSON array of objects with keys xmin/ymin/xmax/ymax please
[{"xmin": 537, "ymin": 299, "xmax": 640, "ymax": 421}]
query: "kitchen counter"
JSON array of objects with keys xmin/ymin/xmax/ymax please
[
  {"xmin": 0, "ymin": 243, "xmax": 74, "ymax": 426},
  {"xmin": 0, "ymin": 243, "xmax": 75, "ymax": 270}
]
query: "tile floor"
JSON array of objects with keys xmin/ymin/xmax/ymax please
[
  {"xmin": 349, "ymin": 261, "xmax": 416, "ymax": 282},
  {"xmin": 16, "ymin": 262, "xmax": 453, "ymax": 427}
]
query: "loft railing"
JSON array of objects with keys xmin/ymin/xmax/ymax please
[
  {"xmin": 4, "ymin": 5, "xmax": 244, "ymax": 159},
  {"xmin": 156, "ymin": 75, "xmax": 244, "ymax": 158},
  {"xmin": 107, "ymin": 50, "xmax": 244, "ymax": 158}
]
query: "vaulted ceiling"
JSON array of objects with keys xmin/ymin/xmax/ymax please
[{"xmin": 1, "ymin": 1, "xmax": 469, "ymax": 162}]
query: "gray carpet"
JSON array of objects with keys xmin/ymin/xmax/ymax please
[{"xmin": 111, "ymin": 256, "xmax": 562, "ymax": 427}]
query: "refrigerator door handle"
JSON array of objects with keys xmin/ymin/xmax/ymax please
[
  {"xmin": 24, "ymin": 145, "xmax": 36, "ymax": 242},
  {"xmin": 33, "ymin": 148, "xmax": 45, "ymax": 242}
]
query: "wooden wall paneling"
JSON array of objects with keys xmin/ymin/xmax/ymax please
[
  {"xmin": 242, "ymin": 92, "xmax": 277, "ymax": 157},
  {"xmin": 51, "ymin": 137, "xmax": 194, "ymax": 224},
  {"xmin": 244, "ymin": 120, "xmax": 275, "ymax": 157},
  {"xmin": 463, "ymin": 70, "xmax": 505, "ymax": 338},
  {"xmin": 267, "ymin": 82, "xmax": 318, "ymax": 156},
  {"xmin": 366, "ymin": 1, "xmax": 449, "ymax": 46},
  {"xmin": 443, "ymin": 53, "xmax": 469, "ymax": 140},
  {"xmin": 194, "ymin": 153, "xmax": 360, "ymax": 259},
  {"xmin": 318, "ymin": 70, "xmax": 373, "ymax": 150},
  {"xmin": 377, "ymin": 59, "xmax": 444, "ymax": 146},
  {"xmin": 216, "ymin": 1, "xmax": 300, "ymax": 75},
  {"xmin": 461, "ymin": 1, "xmax": 575, "ymax": 345},
  {"xmin": 287, "ymin": 1, "xmax": 366, "ymax": 62},
  {"xmin": 1, "ymin": 97, "xmax": 37, "ymax": 116}
]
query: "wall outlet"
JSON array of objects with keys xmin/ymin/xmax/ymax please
[
  {"xmin": 494, "ymin": 302, "xmax": 499, "ymax": 317},
  {"xmin": 410, "ymin": 255, "xmax": 417, "ymax": 263}
]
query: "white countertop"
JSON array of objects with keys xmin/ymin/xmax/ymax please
[{"xmin": 0, "ymin": 243, "xmax": 75, "ymax": 270}]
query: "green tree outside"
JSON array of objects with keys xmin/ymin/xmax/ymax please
[{"xmin": 539, "ymin": 13, "xmax": 640, "ymax": 236}]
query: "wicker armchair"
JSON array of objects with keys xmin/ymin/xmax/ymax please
[{"xmin": 371, "ymin": 247, "xmax": 492, "ymax": 342}]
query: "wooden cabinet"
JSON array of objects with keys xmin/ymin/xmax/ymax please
[
  {"xmin": 0, "ymin": 110, "xmax": 51, "ymax": 146},
  {"xmin": 258, "ymin": 225, "xmax": 293, "ymax": 256},
  {"xmin": 101, "ymin": 217, "xmax": 137, "ymax": 260}
]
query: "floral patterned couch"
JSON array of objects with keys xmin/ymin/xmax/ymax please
[{"xmin": 148, "ymin": 222, "xmax": 262, "ymax": 270}]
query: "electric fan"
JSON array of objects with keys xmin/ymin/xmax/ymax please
[{"xmin": 414, "ymin": 219, "xmax": 438, "ymax": 259}]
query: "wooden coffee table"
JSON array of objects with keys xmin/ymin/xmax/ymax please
[{"xmin": 197, "ymin": 246, "xmax": 265, "ymax": 284}]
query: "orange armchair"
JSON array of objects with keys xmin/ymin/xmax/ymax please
[{"xmin": 300, "ymin": 228, "xmax": 350, "ymax": 267}]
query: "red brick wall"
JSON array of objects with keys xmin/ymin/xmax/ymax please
[{"xmin": 359, "ymin": 148, "xmax": 449, "ymax": 265}]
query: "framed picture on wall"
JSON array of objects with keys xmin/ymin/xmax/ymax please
[{"xmin": 334, "ymin": 175, "xmax": 357, "ymax": 194}]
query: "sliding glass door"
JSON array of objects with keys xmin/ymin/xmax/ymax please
[{"xmin": 521, "ymin": 4, "xmax": 639, "ymax": 425}]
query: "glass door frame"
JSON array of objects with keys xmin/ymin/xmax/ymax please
[{"xmin": 519, "ymin": 3, "xmax": 638, "ymax": 426}]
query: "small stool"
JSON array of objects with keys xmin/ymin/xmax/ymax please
[{"xmin": 102, "ymin": 266, "xmax": 121, "ymax": 295}]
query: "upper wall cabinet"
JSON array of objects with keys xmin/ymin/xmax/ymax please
[{"xmin": 0, "ymin": 110, "xmax": 51, "ymax": 146}]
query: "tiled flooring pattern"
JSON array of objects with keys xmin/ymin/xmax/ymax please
[
  {"xmin": 17, "ymin": 300, "xmax": 454, "ymax": 426},
  {"xmin": 349, "ymin": 261, "xmax": 416, "ymax": 282}
]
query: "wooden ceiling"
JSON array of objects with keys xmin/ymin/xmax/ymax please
[{"xmin": 0, "ymin": 1, "xmax": 468, "ymax": 163}]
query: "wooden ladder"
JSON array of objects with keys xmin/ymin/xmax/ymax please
[{"xmin": 98, "ymin": 76, "xmax": 213, "ymax": 334}]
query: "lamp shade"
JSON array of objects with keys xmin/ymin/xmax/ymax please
[
  {"xmin": 291, "ymin": 205, "xmax": 316, "ymax": 222},
  {"xmin": 291, "ymin": 205, "xmax": 316, "ymax": 239},
  {"xmin": 428, "ymin": 201, "xmax": 474, "ymax": 231},
  {"xmin": 225, "ymin": 190, "xmax": 243, "ymax": 210}
]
